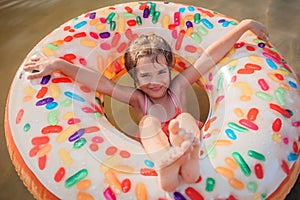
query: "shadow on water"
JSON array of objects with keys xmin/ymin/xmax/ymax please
[{"xmin": 0, "ymin": 0, "xmax": 299, "ymax": 199}]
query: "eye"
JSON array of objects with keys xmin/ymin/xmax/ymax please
[
  {"xmin": 158, "ymin": 69, "xmax": 167, "ymax": 74},
  {"xmin": 140, "ymin": 73, "xmax": 150, "ymax": 78}
]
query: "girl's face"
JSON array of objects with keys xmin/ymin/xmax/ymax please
[{"xmin": 135, "ymin": 54, "xmax": 170, "ymax": 99}]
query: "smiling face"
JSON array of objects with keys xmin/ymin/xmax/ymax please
[{"xmin": 136, "ymin": 54, "xmax": 171, "ymax": 99}]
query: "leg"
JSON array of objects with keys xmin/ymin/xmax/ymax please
[
  {"xmin": 139, "ymin": 115, "xmax": 188, "ymax": 192},
  {"xmin": 169, "ymin": 113, "xmax": 201, "ymax": 184}
]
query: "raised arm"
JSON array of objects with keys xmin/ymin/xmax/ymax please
[
  {"xmin": 172, "ymin": 19, "xmax": 269, "ymax": 91},
  {"xmin": 24, "ymin": 58, "xmax": 140, "ymax": 106}
]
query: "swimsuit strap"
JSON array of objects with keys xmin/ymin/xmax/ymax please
[{"xmin": 144, "ymin": 89, "xmax": 178, "ymax": 115}]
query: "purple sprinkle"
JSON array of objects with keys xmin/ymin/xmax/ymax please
[
  {"xmin": 36, "ymin": 97, "xmax": 54, "ymax": 106},
  {"xmin": 258, "ymin": 42, "xmax": 266, "ymax": 48},
  {"xmin": 143, "ymin": 8, "xmax": 150, "ymax": 18},
  {"xmin": 99, "ymin": 32, "xmax": 110, "ymax": 39},
  {"xmin": 218, "ymin": 19, "xmax": 226, "ymax": 23},
  {"xmin": 69, "ymin": 128, "xmax": 85, "ymax": 142},
  {"xmin": 186, "ymin": 21, "xmax": 193, "ymax": 28},
  {"xmin": 174, "ymin": 192, "xmax": 187, "ymax": 200},
  {"xmin": 90, "ymin": 12, "xmax": 96, "ymax": 19},
  {"xmin": 41, "ymin": 75, "xmax": 51, "ymax": 85}
]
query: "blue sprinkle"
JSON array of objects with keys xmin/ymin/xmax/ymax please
[
  {"xmin": 201, "ymin": 18, "xmax": 214, "ymax": 29},
  {"xmin": 222, "ymin": 21, "xmax": 230, "ymax": 27},
  {"xmin": 174, "ymin": 191, "xmax": 187, "ymax": 200},
  {"xmin": 179, "ymin": 7, "xmax": 185, "ymax": 13},
  {"xmin": 144, "ymin": 159, "xmax": 154, "ymax": 168},
  {"xmin": 46, "ymin": 102, "xmax": 58, "ymax": 110},
  {"xmin": 287, "ymin": 153, "xmax": 298, "ymax": 161},
  {"xmin": 288, "ymin": 80, "xmax": 298, "ymax": 89},
  {"xmin": 64, "ymin": 91, "xmax": 85, "ymax": 102},
  {"xmin": 187, "ymin": 6, "xmax": 195, "ymax": 12},
  {"xmin": 266, "ymin": 58, "xmax": 278, "ymax": 70},
  {"xmin": 225, "ymin": 128, "xmax": 237, "ymax": 140},
  {"xmin": 74, "ymin": 21, "xmax": 87, "ymax": 29}
]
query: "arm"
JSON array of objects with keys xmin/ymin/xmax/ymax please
[
  {"xmin": 24, "ymin": 58, "xmax": 140, "ymax": 106},
  {"xmin": 173, "ymin": 19, "xmax": 269, "ymax": 89}
]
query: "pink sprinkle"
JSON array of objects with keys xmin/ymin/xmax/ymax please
[
  {"xmin": 283, "ymin": 137, "xmax": 289, "ymax": 144},
  {"xmin": 100, "ymin": 43, "xmax": 111, "ymax": 50},
  {"xmin": 89, "ymin": 143, "xmax": 99, "ymax": 152},
  {"xmin": 292, "ymin": 121, "xmax": 300, "ymax": 127},
  {"xmin": 92, "ymin": 136, "xmax": 104, "ymax": 143}
]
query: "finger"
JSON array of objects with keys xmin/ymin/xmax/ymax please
[
  {"xmin": 23, "ymin": 64, "xmax": 39, "ymax": 72},
  {"xmin": 27, "ymin": 72, "xmax": 44, "ymax": 80}
]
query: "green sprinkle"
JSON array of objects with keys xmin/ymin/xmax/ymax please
[
  {"xmin": 46, "ymin": 43, "xmax": 58, "ymax": 50},
  {"xmin": 217, "ymin": 73, "xmax": 224, "ymax": 91},
  {"xmin": 106, "ymin": 12, "xmax": 116, "ymax": 24},
  {"xmin": 256, "ymin": 91, "xmax": 273, "ymax": 101},
  {"xmin": 280, "ymin": 66, "xmax": 290, "ymax": 75},
  {"xmin": 152, "ymin": 11, "xmax": 160, "ymax": 24},
  {"xmin": 191, "ymin": 32, "xmax": 202, "ymax": 43},
  {"xmin": 194, "ymin": 13, "xmax": 201, "ymax": 24},
  {"xmin": 123, "ymin": 13, "xmax": 136, "ymax": 18},
  {"xmin": 247, "ymin": 181, "xmax": 257, "ymax": 193},
  {"xmin": 110, "ymin": 21, "xmax": 116, "ymax": 31},
  {"xmin": 277, "ymin": 87, "xmax": 286, "ymax": 95},
  {"xmin": 230, "ymin": 21, "xmax": 238, "ymax": 25},
  {"xmin": 275, "ymin": 90, "xmax": 286, "ymax": 106},
  {"xmin": 248, "ymin": 150, "xmax": 266, "ymax": 161},
  {"xmin": 23, "ymin": 123, "xmax": 31, "ymax": 132},
  {"xmin": 94, "ymin": 112, "xmax": 102, "ymax": 118},
  {"xmin": 150, "ymin": 3, "xmax": 156, "ymax": 16},
  {"xmin": 232, "ymin": 152, "xmax": 251, "ymax": 177},
  {"xmin": 197, "ymin": 25, "xmax": 208, "ymax": 35},
  {"xmin": 228, "ymin": 122, "xmax": 248, "ymax": 132},
  {"xmin": 48, "ymin": 110, "xmax": 58, "ymax": 125},
  {"xmin": 60, "ymin": 99, "xmax": 72, "ymax": 106},
  {"xmin": 136, "ymin": 16, "xmax": 142, "ymax": 25},
  {"xmin": 205, "ymin": 177, "xmax": 215, "ymax": 192},
  {"xmin": 65, "ymin": 169, "xmax": 88, "ymax": 188},
  {"xmin": 73, "ymin": 138, "xmax": 87, "ymax": 149},
  {"xmin": 206, "ymin": 146, "xmax": 216, "ymax": 158}
]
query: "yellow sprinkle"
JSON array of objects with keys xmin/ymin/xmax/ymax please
[
  {"xmin": 89, "ymin": 18, "xmax": 98, "ymax": 26},
  {"xmin": 118, "ymin": 17, "xmax": 125, "ymax": 33},
  {"xmin": 105, "ymin": 169, "xmax": 122, "ymax": 192},
  {"xmin": 229, "ymin": 178, "xmax": 244, "ymax": 190},
  {"xmin": 77, "ymin": 179, "xmax": 91, "ymax": 190},
  {"xmin": 56, "ymin": 125, "xmax": 80, "ymax": 143},
  {"xmin": 228, "ymin": 59, "xmax": 238, "ymax": 67},
  {"xmin": 240, "ymin": 95, "xmax": 252, "ymax": 101},
  {"xmin": 63, "ymin": 112, "xmax": 75, "ymax": 120},
  {"xmin": 136, "ymin": 183, "xmax": 148, "ymax": 200},
  {"xmin": 272, "ymin": 132, "xmax": 282, "ymax": 143},
  {"xmin": 80, "ymin": 39, "xmax": 97, "ymax": 48},
  {"xmin": 215, "ymin": 166, "xmax": 234, "ymax": 178},
  {"xmin": 49, "ymin": 84, "xmax": 60, "ymax": 98},
  {"xmin": 42, "ymin": 46, "xmax": 55, "ymax": 56},
  {"xmin": 113, "ymin": 165, "xmax": 135, "ymax": 174},
  {"xmin": 162, "ymin": 15, "xmax": 170, "ymax": 29},
  {"xmin": 37, "ymin": 143, "xmax": 52, "ymax": 156},
  {"xmin": 225, "ymin": 157, "xmax": 238, "ymax": 169},
  {"xmin": 59, "ymin": 148, "xmax": 73, "ymax": 166},
  {"xmin": 184, "ymin": 14, "xmax": 194, "ymax": 20},
  {"xmin": 249, "ymin": 55, "xmax": 262, "ymax": 63},
  {"xmin": 214, "ymin": 140, "xmax": 232, "ymax": 146},
  {"xmin": 77, "ymin": 192, "xmax": 94, "ymax": 200},
  {"xmin": 185, "ymin": 27, "xmax": 194, "ymax": 36},
  {"xmin": 211, "ymin": 129, "xmax": 221, "ymax": 135},
  {"xmin": 24, "ymin": 86, "xmax": 36, "ymax": 95},
  {"xmin": 96, "ymin": 24, "xmax": 105, "ymax": 31},
  {"xmin": 100, "ymin": 156, "xmax": 122, "ymax": 172},
  {"xmin": 234, "ymin": 108, "xmax": 244, "ymax": 118},
  {"xmin": 23, "ymin": 95, "xmax": 33, "ymax": 102}
]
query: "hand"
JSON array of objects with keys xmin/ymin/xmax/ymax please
[
  {"xmin": 23, "ymin": 57, "xmax": 62, "ymax": 79},
  {"xmin": 241, "ymin": 19, "xmax": 269, "ymax": 42}
]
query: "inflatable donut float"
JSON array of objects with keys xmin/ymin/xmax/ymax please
[{"xmin": 5, "ymin": 1, "xmax": 300, "ymax": 199}]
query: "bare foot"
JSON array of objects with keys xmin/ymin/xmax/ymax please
[
  {"xmin": 139, "ymin": 115, "xmax": 188, "ymax": 192},
  {"xmin": 168, "ymin": 113, "xmax": 201, "ymax": 184}
]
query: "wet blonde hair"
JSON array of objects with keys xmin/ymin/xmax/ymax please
[{"xmin": 124, "ymin": 34, "xmax": 174, "ymax": 83}]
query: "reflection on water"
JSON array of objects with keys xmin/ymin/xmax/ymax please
[{"xmin": 0, "ymin": 0, "xmax": 299, "ymax": 199}]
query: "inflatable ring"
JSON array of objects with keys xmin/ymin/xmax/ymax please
[{"xmin": 5, "ymin": 1, "xmax": 300, "ymax": 199}]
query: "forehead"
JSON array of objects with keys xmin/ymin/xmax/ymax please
[{"xmin": 136, "ymin": 55, "xmax": 168, "ymax": 71}]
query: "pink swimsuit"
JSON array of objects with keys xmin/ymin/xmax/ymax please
[{"xmin": 144, "ymin": 90, "xmax": 182, "ymax": 138}]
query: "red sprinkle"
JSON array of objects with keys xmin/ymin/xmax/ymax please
[
  {"xmin": 293, "ymin": 141, "xmax": 299, "ymax": 153},
  {"xmin": 16, "ymin": 109, "xmax": 24, "ymax": 124},
  {"xmin": 41, "ymin": 125, "xmax": 63, "ymax": 134},
  {"xmin": 67, "ymin": 118, "xmax": 81, "ymax": 125},
  {"xmin": 31, "ymin": 136, "xmax": 50, "ymax": 145},
  {"xmin": 121, "ymin": 178, "xmax": 131, "ymax": 193},
  {"xmin": 185, "ymin": 187, "xmax": 204, "ymax": 200},
  {"xmin": 52, "ymin": 77, "xmax": 72, "ymax": 83},
  {"xmin": 119, "ymin": 150, "xmax": 131, "ymax": 158},
  {"xmin": 36, "ymin": 86, "xmax": 48, "ymax": 99},
  {"xmin": 29, "ymin": 145, "xmax": 40, "ymax": 157},
  {"xmin": 269, "ymin": 103, "xmax": 291, "ymax": 118},
  {"xmin": 85, "ymin": 126, "xmax": 100, "ymax": 133},
  {"xmin": 74, "ymin": 32, "xmax": 87, "ymax": 38},
  {"xmin": 245, "ymin": 63, "xmax": 262, "ymax": 71},
  {"xmin": 254, "ymin": 163, "xmax": 264, "ymax": 179},
  {"xmin": 247, "ymin": 108, "xmax": 259, "ymax": 121},
  {"xmin": 105, "ymin": 146, "xmax": 118, "ymax": 156},
  {"xmin": 38, "ymin": 155, "xmax": 47, "ymax": 170},
  {"xmin": 64, "ymin": 36, "xmax": 73, "ymax": 42},
  {"xmin": 272, "ymin": 118, "xmax": 282, "ymax": 132},
  {"xmin": 125, "ymin": 6, "xmax": 133, "ymax": 13},
  {"xmin": 281, "ymin": 160, "xmax": 290, "ymax": 175},
  {"xmin": 54, "ymin": 167, "xmax": 66, "ymax": 182},
  {"xmin": 140, "ymin": 168, "xmax": 158, "ymax": 176}
]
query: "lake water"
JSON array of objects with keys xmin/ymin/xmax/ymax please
[{"xmin": 0, "ymin": 0, "xmax": 299, "ymax": 199}]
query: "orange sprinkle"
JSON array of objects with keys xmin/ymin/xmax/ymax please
[
  {"xmin": 77, "ymin": 179, "xmax": 91, "ymax": 190},
  {"xmin": 225, "ymin": 157, "xmax": 239, "ymax": 169},
  {"xmin": 215, "ymin": 167, "xmax": 234, "ymax": 178},
  {"xmin": 229, "ymin": 178, "xmax": 244, "ymax": 190},
  {"xmin": 77, "ymin": 192, "xmax": 94, "ymax": 200}
]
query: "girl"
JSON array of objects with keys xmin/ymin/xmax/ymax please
[{"xmin": 24, "ymin": 19, "xmax": 269, "ymax": 192}]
